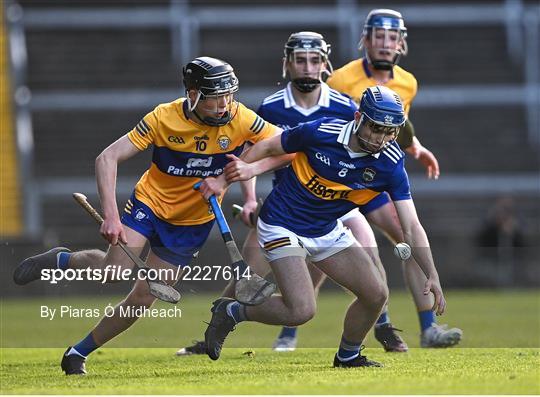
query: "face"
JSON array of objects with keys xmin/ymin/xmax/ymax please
[
  {"xmin": 365, "ymin": 28, "xmax": 404, "ymax": 63},
  {"xmin": 287, "ymin": 51, "xmax": 326, "ymax": 81},
  {"xmin": 188, "ymin": 89, "xmax": 234, "ymax": 120},
  {"xmin": 352, "ymin": 111, "xmax": 399, "ymax": 153}
]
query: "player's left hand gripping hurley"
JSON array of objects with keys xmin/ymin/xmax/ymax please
[
  {"xmin": 194, "ymin": 182, "xmax": 276, "ymax": 305},
  {"xmin": 72, "ymin": 193, "xmax": 181, "ymax": 304}
]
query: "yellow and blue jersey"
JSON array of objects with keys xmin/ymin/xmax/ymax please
[
  {"xmin": 257, "ymin": 82, "xmax": 357, "ymax": 184},
  {"xmin": 127, "ymin": 98, "xmax": 276, "ymax": 226},
  {"xmin": 327, "ymin": 58, "xmax": 417, "ymax": 115},
  {"xmin": 259, "ymin": 117, "xmax": 411, "ymax": 237}
]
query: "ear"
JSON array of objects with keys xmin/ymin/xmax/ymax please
[{"xmin": 354, "ymin": 111, "xmax": 362, "ymax": 123}]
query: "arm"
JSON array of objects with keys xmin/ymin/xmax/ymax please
[
  {"xmin": 95, "ymin": 134, "xmax": 141, "ymax": 245},
  {"xmin": 393, "ymin": 199, "xmax": 446, "ymax": 315},
  {"xmin": 224, "ymin": 134, "xmax": 294, "ymax": 183},
  {"xmin": 238, "ymin": 178, "xmax": 258, "ymax": 227},
  {"xmin": 396, "ymin": 118, "xmax": 415, "ymax": 149},
  {"xmin": 199, "ymin": 133, "xmax": 293, "ymax": 201},
  {"xmin": 405, "ymin": 136, "xmax": 440, "ymax": 180}
]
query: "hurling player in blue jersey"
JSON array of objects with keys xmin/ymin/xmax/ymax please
[
  {"xmin": 201, "ymin": 86, "xmax": 447, "ymax": 368},
  {"xmin": 239, "ymin": 32, "xmax": 412, "ymax": 353},
  {"xmin": 177, "ymin": 31, "xmax": 458, "ymax": 357}
]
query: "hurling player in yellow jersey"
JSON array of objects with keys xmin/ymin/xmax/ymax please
[
  {"xmin": 13, "ymin": 57, "xmax": 284, "ymax": 375},
  {"xmin": 327, "ymin": 9, "xmax": 439, "ymax": 179},
  {"xmin": 327, "ymin": 9, "xmax": 462, "ymax": 348}
]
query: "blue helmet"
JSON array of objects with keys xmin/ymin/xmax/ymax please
[
  {"xmin": 360, "ymin": 9, "xmax": 408, "ymax": 70},
  {"xmin": 354, "ymin": 86, "xmax": 405, "ymax": 153},
  {"xmin": 360, "ymin": 86, "xmax": 406, "ymax": 127}
]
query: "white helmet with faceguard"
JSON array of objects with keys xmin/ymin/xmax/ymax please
[
  {"xmin": 359, "ymin": 9, "xmax": 408, "ymax": 71},
  {"xmin": 283, "ymin": 31, "xmax": 333, "ymax": 93}
]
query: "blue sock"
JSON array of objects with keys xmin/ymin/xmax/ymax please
[
  {"xmin": 226, "ymin": 301, "xmax": 247, "ymax": 324},
  {"xmin": 57, "ymin": 252, "xmax": 71, "ymax": 270},
  {"xmin": 278, "ymin": 327, "xmax": 298, "ymax": 339},
  {"xmin": 71, "ymin": 332, "xmax": 99, "ymax": 357},
  {"xmin": 337, "ymin": 336, "xmax": 361, "ymax": 362},
  {"xmin": 419, "ymin": 310, "xmax": 436, "ymax": 332},
  {"xmin": 376, "ymin": 311, "xmax": 390, "ymax": 326}
]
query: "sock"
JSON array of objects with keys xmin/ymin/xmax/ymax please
[
  {"xmin": 336, "ymin": 336, "xmax": 361, "ymax": 362},
  {"xmin": 71, "ymin": 332, "xmax": 99, "ymax": 357},
  {"xmin": 278, "ymin": 326, "xmax": 298, "ymax": 339},
  {"xmin": 418, "ymin": 310, "xmax": 436, "ymax": 332},
  {"xmin": 57, "ymin": 252, "xmax": 71, "ymax": 270},
  {"xmin": 226, "ymin": 301, "xmax": 248, "ymax": 324},
  {"xmin": 376, "ymin": 311, "xmax": 390, "ymax": 326}
]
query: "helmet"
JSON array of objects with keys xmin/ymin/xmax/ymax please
[
  {"xmin": 359, "ymin": 9, "xmax": 408, "ymax": 70},
  {"xmin": 182, "ymin": 56, "xmax": 239, "ymax": 126},
  {"xmin": 354, "ymin": 86, "xmax": 406, "ymax": 153},
  {"xmin": 283, "ymin": 31, "xmax": 333, "ymax": 93}
]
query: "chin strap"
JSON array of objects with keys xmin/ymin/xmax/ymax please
[
  {"xmin": 370, "ymin": 60, "xmax": 394, "ymax": 71},
  {"xmin": 187, "ymin": 91, "xmax": 202, "ymax": 112},
  {"xmin": 291, "ymin": 77, "xmax": 321, "ymax": 93},
  {"xmin": 192, "ymin": 109, "xmax": 232, "ymax": 127}
]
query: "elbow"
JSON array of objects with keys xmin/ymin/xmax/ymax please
[
  {"xmin": 95, "ymin": 149, "xmax": 115, "ymax": 170},
  {"xmin": 95, "ymin": 151, "xmax": 107, "ymax": 168}
]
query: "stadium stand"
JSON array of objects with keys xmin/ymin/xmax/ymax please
[
  {"xmin": 0, "ymin": 6, "xmax": 23, "ymax": 237},
  {"xmin": 2, "ymin": 0, "xmax": 538, "ymax": 294}
]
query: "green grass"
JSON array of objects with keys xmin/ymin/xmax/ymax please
[
  {"xmin": 1, "ymin": 348, "xmax": 539, "ymax": 394},
  {"xmin": 1, "ymin": 290, "xmax": 539, "ymax": 394}
]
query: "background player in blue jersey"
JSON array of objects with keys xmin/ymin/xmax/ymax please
[{"xmin": 201, "ymin": 86, "xmax": 447, "ymax": 368}]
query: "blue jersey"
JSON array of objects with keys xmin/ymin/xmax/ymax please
[
  {"xmin": 259, "ymin": 117, "xmax": 411, "ymax": 238},
  {"xmin": 257, "ymin": 82, "xmax": 357, "ymax": 184}
]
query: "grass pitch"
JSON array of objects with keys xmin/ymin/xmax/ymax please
[
  {"xmin": 1, "ymin": 290, "xmax": 539, "ymax": 394},
  {"xmin": 1, "ymin": 348, "xmax": 538, "ymax": 394}
]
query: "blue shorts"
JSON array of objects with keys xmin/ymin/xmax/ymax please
[
  {"xmin": 358, "ymin": 192, "xmax": 391, "ymax": 215},
  {"xmin": 121, "ymin": 194, "xmax": 214, "ymax": 267}
]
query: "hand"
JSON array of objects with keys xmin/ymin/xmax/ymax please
[
  {"xmin": 423, "ymin": 277, "xmax": 446, "ymax": 315},
  {"xmin": 240, "ymin": 199, "xmax": 258, "ymax": 228},
  {"xmin": 198, "ymin": 176, "xmax": 228, "ymax": 201},
  {"xmin": 100, "ymin": 217, "xmax": 127, "ymax": 245},
  {"xmin": 405, "ymin": 140, "xmax": 440, "ymax": 180},
  {"xmin": 224, "ymin": 154, "xmax": 256, "ymax": 183}
]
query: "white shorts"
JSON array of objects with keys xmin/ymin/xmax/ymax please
[
  {"xmin": 257, "ymin": 218, "xmax": 356, "ymax": 263},
  {"xmin": 339, "ymin": 208, "xmax": 360, "ymax": 222}
]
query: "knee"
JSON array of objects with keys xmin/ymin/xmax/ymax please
[
  {"xmin": 287, "ymin": 300, "xmax": 316, "ymax": 326},
  {"xmin": 357, "ymin": 282, "xmax": 388, "ymax": 312},
  {"xmin": 371, "ymin": 283, "xmax": 389, "ymax": 310}
]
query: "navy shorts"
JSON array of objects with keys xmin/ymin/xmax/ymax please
[{"xmin": 121, "ymin": 194, "xmax": 214, "ymax": 267}]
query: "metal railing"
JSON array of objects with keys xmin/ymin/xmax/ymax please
[
  {"xmin": 5, "ymin": 1, "xmax": 540, "ymax": 237},
  {"xmin": 17, "ymin": 1, "xmax": 540, "ymax": 143},
  {"xmin": 5, "ymin": 0, "xmax": 40, "ymax": 237}
]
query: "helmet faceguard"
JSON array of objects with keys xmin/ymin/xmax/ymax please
[
  {"xmin": 353, "ymin": 86, "xmax": 406, "ymax": 154},
  {"xmin": 283, "ymin": 31, "xmax": 333, "ymax": 93},
  {"xmin": 359, "ymin": 9, "xmax": 408, "ymax": 70},
  {"xmin": 182, "ymin": 56, "xmax": 239, "ymax": 126}
]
